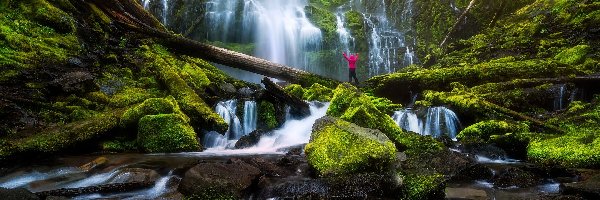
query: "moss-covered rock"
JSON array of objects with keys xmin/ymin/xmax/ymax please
[
  {"xmin": 120, "ymin": 96, "xmax": 182, "ymax": 128},
  {"xmin": 399, "ymin": 173, "xmax": 445, "ymax": 200},
  {"xmin": 305, "ymin": 116, "xmax": 396, "ymax": 175},
  {"xmin": 457, "ymin": 120, "xmax": 529, "ymax": 144},
  {"xmin": 258, "ymin": 101, "xmax": 278, "ymax": 130},
  {"xmin": 303, "ymin": 83, "xmax": 333, "ymax": 102},
  {"xmin": 554, "ymin": 45, "xmax": 591, "ymax": 65},
  {"xmin": 283, "ymin": 84, "xmax": 305, "ymax": 100},
  {"xmin": 328, "ymin": 83, "xmax": 444, "ymax": 155},
  {"xmin": 137, "ymin": 113, "xmax": 200, "ymax": 153},
  {"xmin": 528, "ymin": 132, "xmax": 600, "ymax": 168}
]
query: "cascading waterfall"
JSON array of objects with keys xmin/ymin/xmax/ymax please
[
  {"xmin": 335, "ymin": 9, "xmax": 355, "ymax": 54},
  {"xmin": 392, "ymin": 106, "xmax": 461, "ymax": 139},
  {"xmin": 243, "ymin": 101, "xmax": 258, "ymax": 134},
  {"xmin": 203, "ymin": 0, "xmax": 323, "ymax": 73},
  {"xmin": 554, "ymin": 84, "xmax": 566, "ymax": 110},
  {"xmin": 204, "ymin": 100, "xmax": 258, "ymax": 149},
  {"xmin": 162, "ymin": 0, "xmax": 169, "ymax": 25}
]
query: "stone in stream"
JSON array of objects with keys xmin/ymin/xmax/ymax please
[
  {"xmin": 561, "ymin": 174, "xmax": 600, "ymax": 199},
  {"xmin": 445, "ymin": 187, "xmax": 488, "ymax": 200},
  {"xmin": 0, "ymin": 188, "xmax": 39, "ymax": 200},
  {"xmin": 108, "ymin": 168, "xmax": 160, "ymax": 184},
  {"xmin": 178, "ymin": 158, "xmax": 261, "ymax": 199}
]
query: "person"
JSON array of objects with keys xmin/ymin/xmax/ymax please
[{"xmin": 343, "ymin": 52, "xmax": 359, "ymax": 85}]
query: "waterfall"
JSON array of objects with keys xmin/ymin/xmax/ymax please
[
  {"xmin": 335, "ymin": 9, "xmax": 355, "ymax": 53},
  {"xmin": 392, "ymin": 106, "xmax": 461, "ymax": 139},
  {"xmin": 554, "ymin": 84, "xmax": 566, "ymax": 110},
  {"xmin": 142, "ymin": 0, "xmax": 150, "ymax": 9},
  {"xmin": 162, "ymin": 0, "xmax": 169, "ymax": 25},
  {"xmin": 243, "ymin": 101, "xmax": 257, "ymax": 134},
  {"xmin": 203, "ymin": 0, "xmax": 323, "ymax": 73},
  {"xmin": 204, "ymin": 99, "xmax": 258, "ymax": 149}
]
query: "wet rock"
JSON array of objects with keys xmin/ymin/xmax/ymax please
[
  {"xmin": 234, "ymin": 129, "xmax": 270, "ymax": 149},
  {"xmin": 0, "ymin": 188, "xmax": 39, "ymax": 200},
  {"xmin": 561, "ymin": 174, "xmax": 600, "ymax": 199},
  {"xmin": 445, "ymin": 187, "xmax": 489, "ymax": 200},
  {"xmin": 67, "ymin": 57, "xmax": 85, "ymax": 68},
  {"xmin": 79, "ymin": 157, "xmax": 108, "ymax": 172},
  {"xmin": 49, "ymin": 71, "xmax": 98, "ymax": 94},
  {"xmin": 493, "ymin": 167, "xmax": 541, "ymax": 188},
  {"xmin": 219, "ymin": 82, "xmax": 237, "ymax": 95},
  {"xmin": 467, "ymin": 144, "xmax": 508, "ymax": 160},
  {"xmin": 259, "ymin": 179, "xmax": 329, "ymax": 199},
  {"xmin": 178, "ymin": 158, "xmax": 261, "ymax": 199},
  {"xmin": 451, "ymin": 164, "xmax": 494, "ymax": 182},
  {"xmin": 238, "ymin": 87, "xmax": 255, "ymax": 98},
  {"xmin": 108, "ymin": 168, "xmax": 160, "ymax": 184}
]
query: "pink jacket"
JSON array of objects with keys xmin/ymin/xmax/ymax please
[{"xmin": 343, "ymin": 53, "xmax": 358, "ymax": 69}]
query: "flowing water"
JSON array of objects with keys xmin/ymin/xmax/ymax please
[{"xmin": 392, "ymin": 106, "xmax": 461, "ymax": 139}]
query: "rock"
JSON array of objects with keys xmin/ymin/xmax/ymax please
[
  {"xmin": 304, "ymin": 116, "xmax": 397, "ymax": 175},
  {"xmin": 178, "ymin": 159, "xmax": 261, "ymax": 199},
  {"xmin": 219, "ymin": 82, "xmax": 237, "ymax": 95},
  {"xmin": 445, "ymin": 187, "xmax": 489, "ymax": 200},
  {"xmin": 234, "ymin": 129, "xmax": 270, "ymax": 149},
  {"xmin": 0, "ymin": 188, "xmax": 39, "ymax": 200},
  {"xmin": 137, "ymin": 113, "xmax": 201, "ymax": 153},
  {"xmin": 451, "ymin": 164, "xmax": 494, "ymax": 182},
  {"xmin": 259, "ymin": 179, "xmax": 329, "ymax": 199},
  {"xmin": 79, "ymin": 157, "xmax": 108, "ymax": 172},
  {"xmin": 561, "ymin": 174, "xmax": 600, "ymax": 199},
  {"xmin": 108, "ymin": 168, "xmax": 160, "ymax": 184},
  {"xmin": 238, "ymin": 87, "xmax": 255, "ymax": 98},
  {"xmin": 49, "ymin": 71, "xmax": 98, "ymax": 94},
  {"xmin": 493, "ymin": 167, "xmax": 541, "ymax": 188}
]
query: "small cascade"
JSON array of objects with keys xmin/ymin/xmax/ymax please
[
  {"xmin": 204, "ymin": 99, "xmax": 258, "ymax": 149},
  {"xmin": 141, "ymin": 0, "xmax": 150, "ymax": 9},
  {"xmin": 392, "ymin": 106, "xmax": 461, "ymax": 139},
  {"xmin": 204, "ymin": 0, "xmax": 240, "ymax": 42},
  {"xmin": 162, "ymin": 0, "xmax": 169, "ymax": 25},
  {"xmin": 0, "ymin": 168, "xmax": 81, "ymax": 189},
  {"xmin": 335, "ymin": 9, "xmax": 355, "ymax": 53},
  {"xmin": 243, "ymin": 101, "xmax": 258, "ymax": 134},
  {"xmin": 554, "ymin": 84, "xmax": 566, "ymax": 110}
]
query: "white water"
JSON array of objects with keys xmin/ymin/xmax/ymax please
[
  {"xmin": 243, "ymin": 101, "xmax": 258, "ymax": 134},
  {"xmin": 0, "ymin": 167, "xmax": 81, "ymax": 189},
  {"xmin": 202, "ymin": 102, "xmax": 329, "ymax": 154},
  {"xmin": 204, "ymin": 100, "xmax": 259, "ymax": 150},
  {"xmin": 475, "ymin": 155, "xmax": 520, "ymax": 164},
  {"xmin": 392, "ymin": 106, "xmax": 461, "ymax": 138},
  {"xmin": 554, "ymin": 84, "xmax": 566, "ymax": 110}
]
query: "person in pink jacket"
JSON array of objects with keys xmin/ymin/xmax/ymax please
[{"xmin": 343, "ymin": 52, "xmax": 359, "ymax": 84}]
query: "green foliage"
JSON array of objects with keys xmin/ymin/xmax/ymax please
[
  {"xmin": 137, "ymin": 114, "xmax": 200, "ymax": 153},
  {"xmin": 120, "ymin": 96, "xmax": 183, "ymax": 128},
  {"xmin": 457, "ymin": 120, "xmax": 529, "ymax": 144},
  {"xmin": 284, "ymin": 84, "xmax": 305, "ymax": 99},
  {"xmin": 304, "ymin": 117, "xmax": 396, "ymax": 175},
  {"xmin": 304, "ymin": 83, "xmax": 333, "ymax": 102},
  {"xmin": 365, "ymin": 93, "xmax": 403, "ymax": 115},
  {"xmin": 0, "ymin": 0, "xmax": 79, "ymax": 82},
  {"xmin": 101, "ymin": 139, "xmax": 137, "ymax": 152},
  {"xmin": 258, "ymin": 101, "xmax": 278, "ymax": 130},
  {"xmin": 554, "ymin": 45, "xmax": 590, "ymax": 65},
  {"xmin": 138, "ymin": 45, "xmax": 228, "ymax": 132},
  {"xmin": 305, "ymin": 5, "xmax": 337, "ymax": 45},
  {"xmin": 528, "ymin": 131, "xmax": 600, "ymax": 168},
  {"xmin": 399, "ymin": 173, "xmax": 445, "ymax": 200},
  {"xmin": 566, "ymin": 101, "xmax": 588, "ymax": 114},
  {"xmin": 109, "ymin": 87, "xmax": 157, "ymax": 108},
  {"xmin": 328, "ymin": 83, "xmax": 443, "ymax": 155}
]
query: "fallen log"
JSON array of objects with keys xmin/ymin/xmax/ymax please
[
  {"xmin": 261, "ymin": 77, "xmax": 310, "ymax": 118},
  {"xmin": 440, "ymin": 0, "xmax": 478, "ymax": 48},
  {"xmin": 85, "ymin": 0, "xmax": 339, "ymax": 88}
]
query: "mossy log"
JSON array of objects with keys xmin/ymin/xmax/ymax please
[
  {"xmin": 35, "ymin": 182, "xmax": 154, "ymax": 198},
  {"xmin": 85, "ymin": 0, "xmax": 338, "ymax": 88},
  {"xmin": 261, "ymin": 77, "xmax": 310, "ymax": 118}
]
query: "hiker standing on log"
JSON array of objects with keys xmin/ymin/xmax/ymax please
[{"xmin": 343, "ymin": 52, "xmax": 359, "ymax": 85}]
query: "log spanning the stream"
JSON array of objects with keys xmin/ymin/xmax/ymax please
[{"xmin": 87, "ymin": 0, "xmax": 338, "ymax": 88}]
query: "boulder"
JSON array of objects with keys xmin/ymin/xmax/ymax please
[
  {"xmin": 304, "ymin": 116, "xmax": 397, "ymax": 175},
  {"xmin": 108, "ymin": 168, "xmax": 160, "ymax": 184},
  {"xmin": 234, "ymin": 129, "xmax": 270, "ymax": 149},
  {"xmin": 137, "ymin": 114, "xmax": 201, "ymax": 153},
  {"xmin": 493, "ymin": 167, "xmax": 541, "ymax": 188},
  {"xmin": 178, "ymin": 158, "xmax": 261, "ymax": 199},
  {"xmin": 49, "ymin": 71, "xmax": 98, "ymax": 94},
  {"xmin": 561, "ymin": 174, "xmax": 600, "ymax": 199}
]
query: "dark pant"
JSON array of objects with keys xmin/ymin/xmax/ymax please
[{"xmin": 349, "ymin": 68, "xmax": 358, "ymax": 84}]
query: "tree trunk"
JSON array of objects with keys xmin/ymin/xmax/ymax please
[
  {"xmin": 440, "ymin": 0, "xmax": 478, "ymax": 48},
  {"xmin": 261, "ymin": 77, "xmax": 310, "ymax": 118}
]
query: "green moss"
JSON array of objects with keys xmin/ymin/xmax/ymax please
[
  {"xmin": 305, "ymin": 5, "xmax": 337, "ymax": 44},
  {"xmin": 366, "ymin": 93, "xmax": 403, "ymax": 115},
  {"xmin": 101, "ymin": 139, "xmax": 137, "ymax": 152},
  {"xmin": 566, "ymin": 101, "xmax": 588, "ymax": 114},
  {"xmin": 185, "ymin": 187, "xmax": 236, "ymax": 200},
  {"xmin": 554, "ymin": 45, "xmax": 590, "ymax": 65},
  {"xmin": 85, "ymin": 91, "xmax": 110, "ymax": 104},
  {"xmin": 303, "ymin": 83, "xmax": 332, "ymax": 102},
  {"xmin": 120, "ymin": 96, "xmax": 183, "ymax": 128},
  {"xmin": 328, "ymin": 83, "xmax": 444, "ymax": 155},
  {"xmin": 0, "ymin": 0, "xmax": 79, "ymax": 82},
  {"xmin": 399, "ymin": 173, "xmax": 445, "ymax": 200},
  {"xmin": 457, "ymin": 120, "xmax": 529, "ymax": 144},
  {"xmin": 284, "ymin": 84, "xmax": 305, "ymax": 100},
  {"xmin": 109, "ymin": 87, "xmax": 156, "ymax": 108},
  {"xmin": 304, "ymin": 117, "xmax": 397, "ymax": 175},
  {"xmin": 1, "ymin": 111, "xmax": 118, "ymax": 157},
  {"xmin": 137, "ymin": 113, "xmax": 200, "ymax": 153},
  {"xmin": 258, "ymin": 101, "xmax": 278, "ymax": 130},
  {"xmin": 139, "ymin": 45, "xmax": 228, "ymax": 132},
  {"xmin": 528, "ymin": 131, "xmax": 600, "ymax": 168}
]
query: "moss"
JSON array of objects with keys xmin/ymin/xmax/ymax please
[
  {"xmin": 305, "ymin": 4, "xmax": 337, "ymax": 45},
  {"xmin": 137, "ymin": 113, "xmax": 200, "ymax": 153},
  {"xmin": 0, "ymin": 0, "xmax": 79, "ymax": 82},
  {"xmin": 344, "ymin": 10, "xmax": 366, "ymax": 49},
  {"xmin": 457, "ymin": 120, "xmax": 529, "ymax": 144},
  {"xmin": 1, "ymin": 111, "xmax": 118, "ymax": 158},
  {"xmin": 101, "ymin": 139, "xmax": 137, "ymax": 152},
  {"xmin": 303, "ymin": 83, "xmax": 333, "ymax": 102},
  {"xmin": 258, "ymin": 101, "xmax": 278, "ymax": 130},
  {"xmin": 399, "ymin": 173, "xmax": 445, "ymax": 200},
  {"xmin": 85, "ymin": 91, "xmax": 110, "ymax": 104},
  {"xmin": 120, "ymin": 96, "xmax": 183, "ymax": 128},
  {"xmin": 554, "ymin": 45, "xmax": 591, "ymax": 65},
  {"xmin": 566, "ymin": 101, "xmax": 588, "ymax": 114},
  {"xmin": 366, "ymin": 93, "xmax": 403, "ymax": 115},
  {"xmin": 304, "ymin": 117, "xmax": 397, "ymax": 175},
  {"xmin": 297, "ymin": 73, "xmax": 339, "ymax": 89},
  {"xmin": 527, "ymin": 131, "xmax": 600, "ymax": 168},
  {"xmin": 184, "ymin": 187, "xmax": 236, "ymax": 200},
  {"xmin": 284, "ymin": 84, "xmax": 305, "ymax": 100},
  {"xmin": 109, "ymin": 87, "xmax": 157, "ymax": 108},
  {"xmin": 328, "ymin": 83, "xmax": 444, "ymax": 155},
  {"xmin": 139, "ymin": 44, "xmax": 228, "ymax": 132}
]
